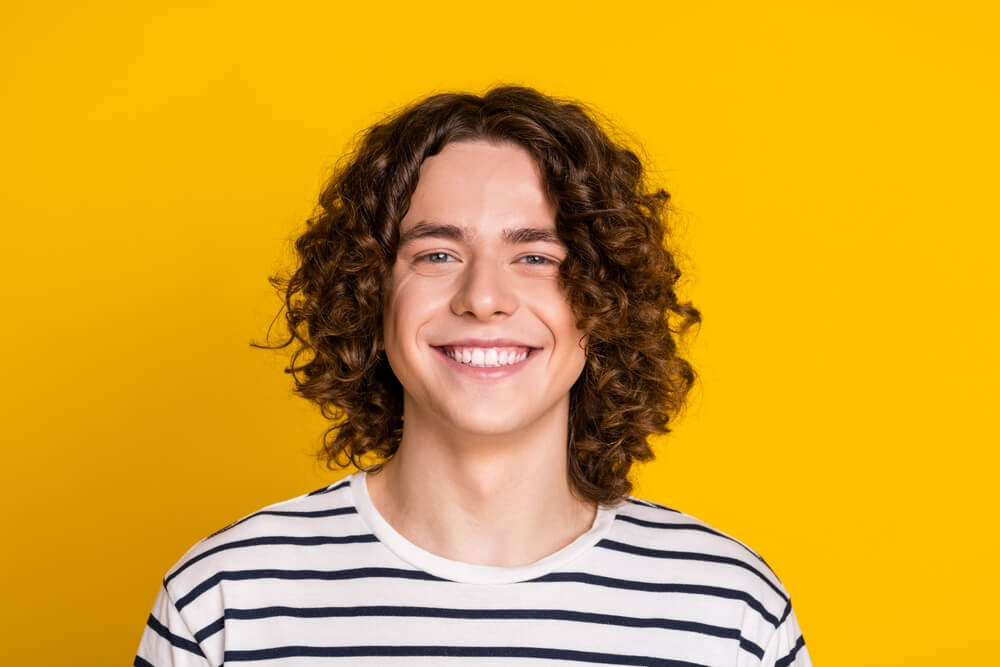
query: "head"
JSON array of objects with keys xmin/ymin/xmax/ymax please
[
  {"xmin": 382, "ymin": 139, "xmax": 588, "ymax": 445},
  {"xmin": 259, "ymin": 85, "xmax": 700, "ymax": 506}
]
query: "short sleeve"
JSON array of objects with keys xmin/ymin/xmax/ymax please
[
  {"xmin": 133, "ymin": 583, "xmax": 212, "ymax": 667},
  {"xmin": 760, "ymin": 603, "xmax": 812, "ymax": 667}
]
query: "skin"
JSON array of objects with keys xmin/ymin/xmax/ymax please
[{"xmin": 366, "ymin": 139, "xmax": 598, "ymax": 567}]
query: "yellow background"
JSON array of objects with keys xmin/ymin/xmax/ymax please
[{"xmin": 2, "ymin": 1, "xmax": 997, "ymax": 665}]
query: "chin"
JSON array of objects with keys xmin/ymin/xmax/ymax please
[{"xmin": 445, "ymin": 411, "xmax": 530, "ymax": 437}]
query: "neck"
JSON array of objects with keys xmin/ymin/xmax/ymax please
[{"xmin": 364, "ymin": 394, "xmax": 597, "ymax": 568}]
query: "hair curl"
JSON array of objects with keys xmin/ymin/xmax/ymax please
[{"xmin": 255, "ymin": 85, "xmax": 701, "ymax": 507}]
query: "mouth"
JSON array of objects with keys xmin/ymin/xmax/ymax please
[{"xmin": 432, "ymin": 344, "xmax": 540, "ymax": 369}]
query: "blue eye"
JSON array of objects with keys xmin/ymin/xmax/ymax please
[
  {"xmin": 419, "ymin": 252, "xmax": 454, "ymax": 263},
  {"xmin": 521, "ymin": 255, "xmax": 554, "ymax": 265}
]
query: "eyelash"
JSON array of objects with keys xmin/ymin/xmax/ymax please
[{"xmin": 417, "ymin": 252, "xmax": 555, "ymax": 266}]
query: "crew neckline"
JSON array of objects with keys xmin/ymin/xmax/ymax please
[{"xmin": 349, "ymin": 469, "xmax": 620, "ymax": 584}]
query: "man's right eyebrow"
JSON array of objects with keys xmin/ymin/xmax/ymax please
[{"xmin": 397, "ymin": 221, "xmax": 466, "ymax": 248}]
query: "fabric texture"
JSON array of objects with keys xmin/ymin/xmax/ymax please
[{"xmin": 134, "ymin": 471, "xmax": 812, "ymax": 666}]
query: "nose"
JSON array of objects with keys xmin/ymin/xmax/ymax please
[{"xmin": 450, "ymin": 256, "xmax": 518, "ymax": 320}]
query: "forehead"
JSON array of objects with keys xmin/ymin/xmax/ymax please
[{"xmin": 400, "ymin": 140, "xmax": 556, "ymax": 236}]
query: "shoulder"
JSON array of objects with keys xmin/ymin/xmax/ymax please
[
  {"xmin": 605, "ymin": 495, "xmax": 794, "ymax": 622},
  {"xmin": 609, "ymin": 498, "xmax": 811, "ymax": 665},
  {"xmin": 199, "ymin": 475, "xmax": 358, "ymax": 545},
  {"xmin": 159, "ymin": 475, "xmax": 368, "ymax": 607},
  {"xmin": 612, "ymin": 495, "xmax": 774, "ymax": 569}
]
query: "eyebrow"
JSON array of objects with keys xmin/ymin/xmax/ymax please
[{"xmin": 397, "ymin": 221, "xmax": 563, "ymax": 249}]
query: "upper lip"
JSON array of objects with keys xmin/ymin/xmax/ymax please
[{"xmin": 434, "ymin": 338, "xmax": 540, "ymax": 349}]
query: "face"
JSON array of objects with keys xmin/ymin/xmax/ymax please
[{"xmin": 382, "ymin": 139, "xmax": 588, "ymax": 439}]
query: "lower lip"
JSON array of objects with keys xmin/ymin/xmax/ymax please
[{"xmin": 433, "ymin": 347, "xmax": 539, "ymax": 381}]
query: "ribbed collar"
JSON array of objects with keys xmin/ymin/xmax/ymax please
[{"xmin": 350, "ymin": 469, "xmax": 619, "ymax": 584}]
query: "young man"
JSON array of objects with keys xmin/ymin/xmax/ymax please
[{"xmin": 135, "ymin": 86, "xmax": 811, "ymax": 666}]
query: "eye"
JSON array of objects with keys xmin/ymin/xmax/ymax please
[
  {"xmin": 520, "ymin": 255, "xmax": 556, "ymax": 266},
  {"xmin": 416, "ymin": 252, "xmax": 455, "ymax": 263}
]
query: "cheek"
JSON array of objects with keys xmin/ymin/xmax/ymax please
[
  {"xmin": 551, "ymin": 294, "xmax": 588, "ymax": 364},
  {"xmin": 382, "ymin": 270, "xmax": 414, "ymax": 340},
  {"xmin": 538, "ymin": 285, "xmax": 584, "ymax": 334},
  {"xmin": 382, "ymin": 299, "xmax": 411, "ymax": 352},
  {"xmin": 383, "ymin": 279, "xmax": 440, "ymax": 346}
]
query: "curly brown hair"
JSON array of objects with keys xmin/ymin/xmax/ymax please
[{"xmin": 255, "ymin": 85, "xmax": 700, "ymax": 507}]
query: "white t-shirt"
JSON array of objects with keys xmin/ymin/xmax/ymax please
[{"xmin": 134, "ymin": 471, "xmax": 811, "ymax": 666}]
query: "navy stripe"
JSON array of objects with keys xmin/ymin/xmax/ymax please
[
  {"xmin": 194, "ymin": 615, "xmax": 225, "ymax": 643},
  {"xmin": 308, "ymin": 478, "xmax": 352, "ymax": 496},
  {"xmin": 206, "ymin": 505, "xmax": 358, "ymax": 540},
  {"xmin": 133, "ymin": 657, "xmax": 154, "ymax": 667},
  {"xmin": 224, "ymin": 644, "xmax": 708, "ymax": 666},
  {"xmin": 165, "ymin": 533, "xmax": 377, "ymax": 585},
  {"xmin": 248, "ymin": 507, "xmax": 356, "ymax": 519},
  {"xmin": 778, "ymin": 599, "xmax": 792, "ymax": 625},
  {"xmin": 739, "ymin": 636, "xmax": 766, "ymax": 660},
  {"xmin": 532, "ymin": 572, "xmax": 782, "ymax": 628},
  {"xmin": 176, "ymin": 567, "xmax": 444, "ymax": 611},
  {"xmin": 615, "ymin": 514, "xmax": 773, "ymax": 569},
  {"xmin": 196, "ymin": 606, "xmax": 766, "ymax": 661},
  {"xmin": 627, "ymin": 497, "xmax": 681, "ymax": 512},
  {"xmin": 145, "ymin": 613, "xmax": 206, "ymax": 658},
  {"xmin": 177, "ymin": 566, "xmax": 780, "ymax": 628},
  {"xmin": 775, "ymin": 635, "xmax": 807, "ymax": 667},
  {"xmin": 194, "ymin": 604, "xmax": 758, "ymax": 651},
  {"xmin": 597, "ymin": 538, "xmax": 787, "ymax": 603},
  {"xmin": 617, "ymin": 514, "xmax": 735, "ymax": 535}
]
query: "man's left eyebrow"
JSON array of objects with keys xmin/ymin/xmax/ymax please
[{"xmin": 503, "ymin": 227, "xmax": 563, "ymax": 245}]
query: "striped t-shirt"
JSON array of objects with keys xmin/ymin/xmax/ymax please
[{"xmin": 134, "ymin": 471, "xmax": 811, "ymax": 666}]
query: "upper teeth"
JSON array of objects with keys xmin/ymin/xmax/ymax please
[{"xmin": 444, "ymin": 347, "xmax": 530, "ymax": 367}]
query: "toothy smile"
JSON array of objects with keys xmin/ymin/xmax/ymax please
[{"xmin": 438, "ymin": 346, "xmax": 533, "ymax": 368}]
